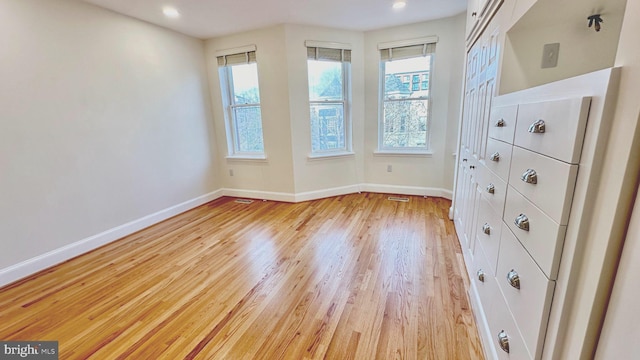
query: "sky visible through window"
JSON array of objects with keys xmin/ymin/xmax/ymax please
[
  {"xmin": 231, "ymin": 63, "xmax": 260, "ymax": 103},
  {"xmin": 385, "ymin": 56, "xmax": 430, "ymax": 75}
]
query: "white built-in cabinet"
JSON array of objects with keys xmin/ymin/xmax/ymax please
[
  {"xmin": 465, "ymin": 0, "xmax": 502, "ymax": 46},
  {"xmin": 453, "ymin": 2, "xmax": 621, "ymax": 359}
]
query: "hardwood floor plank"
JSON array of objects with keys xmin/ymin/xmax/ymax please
[{"xmin": 0, "ymin": 193, "xmax": 483, "ymax": 359}]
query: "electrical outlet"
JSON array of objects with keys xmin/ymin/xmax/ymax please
[
  {"xmin": 229, "ymin": 169, "xmax": 234, "ymax": 176},
  {"xmin": 387, "ymin": 165, "xmax": 392, "ymax": 172},
  {"xmin": 541, "ymin": 43, "xmax": 560, "ymax": 68}
]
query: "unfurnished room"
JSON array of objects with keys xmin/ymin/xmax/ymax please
[{"xmin": 1, "ymin": 0, "xmax": 639, "ymax": 359}]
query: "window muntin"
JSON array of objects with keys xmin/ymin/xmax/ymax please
[
  {"xmin": 379, "ymin": 55, "xmax": 433, "ymax": 150},
  {"xmin": 218, "ymin": 59, "xmax": 265, "ymax": 156},
  {"xmin": 306, "ymin": 45, "xmax": 351, "ymax": 154}
]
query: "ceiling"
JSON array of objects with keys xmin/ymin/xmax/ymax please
[{"xmin": 80, "ymin": 0, "xmax": 468, "ymax": 39}]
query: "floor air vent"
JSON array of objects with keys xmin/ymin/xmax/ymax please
[
  {"xmin": 387, "ymin": 196, "xmax": 410, "ymax": 202},
  {"xmin": 234, "ymin": 199, "xmax": 254, "ymax": 204}
]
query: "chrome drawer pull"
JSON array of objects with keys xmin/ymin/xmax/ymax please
[
  {"xmin": 486, "ymin": 183, "xmax": 495, "ymax": 194},
  {"xmin": 521, "ymin": 169, "xmax": 538, "ymax": 184},
  {"xmin": 482, "ymin": 223, "xmax": 491, "ymax": 235},
  {"xmin": 477, "ymin": 269, "xmax": 485, "ymax": 282},
  {"xmin": 514, "ymin": 214, "xmax": 529, "ymax": 231},
  {"xmin": 507, "ymin": 269, "xmax": 520, "ymax": 289},
  {"xmin": 498, "ymin": 330, "xmax": 510, "ymax": 353},
  {"xmin": 528, "ymin": 119, "xmax": 546, "ymax": 133},
  {"xmin": 489, "ymin": 152, "xmax": 500, "ymax": 162},
  {"xmin": 495, "ymin": 119, "xmax": 505, "ymax": 127}
]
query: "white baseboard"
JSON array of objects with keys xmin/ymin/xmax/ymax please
[
  {"xmin": 294, "ymin": 185, "xmax": 361, "ymax": 202},
  {"xmin": 221, "ymin": 184, "xmax": 452, "ymax": 203},
  {"xmin": 221, "ymin": 188, "xmax": 296, "ymax": 202},
  {"xmin": 359, "ymin": 183, "xmax": 452, "ymax": 200},
  {"xmin": 0, "ymin": 184, "xmax": 453, "ymax": 287},
  {"xmin": 469, "ymin": 281, "xmax": 498, "ymax": 360},
  {"xmin": 0, "ymin": 190, "xmax": 224, "ymax": 288}
]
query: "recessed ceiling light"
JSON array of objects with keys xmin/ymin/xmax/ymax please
[
  {"xmin": 162, "ymin": 6, "xmax": 180, "ymax": 18},
  {"xmin": 393, "ymin": 0, "xmax": 407, "ymax": 9}
]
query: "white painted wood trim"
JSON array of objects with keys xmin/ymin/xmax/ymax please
[
  {"xmin": 359, "ymin": 184, "xmax": 452, "ymax": 200},
  {"xmin": 378, "ymin": 36, "xmax": 439, "ymax": 50},
  {"xmin": 0, "ymin": 190, "xmax": 224, "ymax": 287},
  {"xmin": 215, "ymin": 44, "xmax": 257, "ymax": 57},
  {"xmin": 469, "ymin": 281, "xmax": 499, "ymax": 360},
  {"xmin": 0, "ymin": 185, "xmax": 453, "ymax": 287},
  {"xmin": 304, "ymin": 40, "xmax": 352, "ymax": 50}
]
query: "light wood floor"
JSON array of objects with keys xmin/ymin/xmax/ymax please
[{"xmin": 0, "ymin": 193, "xmax": 483, "ymax": 359}]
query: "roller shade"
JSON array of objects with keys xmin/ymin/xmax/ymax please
[
  {"xmin": 379, "ymin": 36, "xmax": 438, "ymax": 61},
  {"xmin": 216, "ymin": 45, "xmax": 257, "ymax": 66},
  {"xmin": 305, "ymin": 41, "xmax": 351, "ymax": 62}
]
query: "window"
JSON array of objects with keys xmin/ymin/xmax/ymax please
[
  {"xmin": 306, "ymin": 43, "xmax": 351, "ymax": 154},
  {"xmin": 378, "ymin": 39, "xmax": 436, "ymax": 151},
  {"xmin": 217, "ymin": 47, "xmax": 265, "ymax": 157}
]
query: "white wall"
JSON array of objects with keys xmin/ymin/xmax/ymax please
[
  {"xmin": 206, "ymin": 16, "xmax": 465, "ymax": 199},
  {"xmin": 595, "ymin": 0, "xmax": 640, "ymax": 355},
  {"xmin": 500, "ymin": 0, "xmax": 627, "ymax": 94},
  {"xmin": 363, "ymin": 15, "xmax": 466, "ymax": 194},
  {"xmin": 284, "ymin": 24, "xmax": 365, "ymax": 195},
  {"xmin": 205, "ymin": 26, "xmax": 296, "ymax": 196},
  {"xmin": 0, "ymin": 0, "xmax": 218, "ymax": 274}
]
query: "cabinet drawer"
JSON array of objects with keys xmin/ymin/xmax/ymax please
[
  {"xmin": 497, "ymin": 228, "xmax": 556, "ymax": 360},
  {"xmin": 489, "ymin": 105, "xmax": 518, "ymax": 144},
  {"xmin": 472, "ymin": 242, "xmax": 500, "ymax": 315},
  {"xmin": 484, "ymin": 138, "xmax": 512, "ymax": 181},
  {"xmin": 504, "ymin": 187, "xmax": 567, "ymax": 279},
  {"xmin": 476, "ymin": 197, "xmax": 503, "ymax": 275},
  {"xmin": 514, "ymin": 97, "xmax": 591, "ymax": 163},
  {"xmin": 479, "ymin": 164, "xmax": 507, "ymax": 215},
  {"xmin": 509, "ymin": 146, "xmax": 578, "ymax": 224},
  {"xmin": 487, "ymin": 284, "xmax": 533, "ymax": 360}
]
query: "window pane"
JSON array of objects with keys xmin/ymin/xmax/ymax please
[
  {"xmin": 382, "ymin": 99, "xmax": 428, "ymax": 148},
  {"xmin": 310, "ymin": 103, "xmax": 345, "ymax": 151},
  {"xmin": 307, "ymin": 60, "xmax": 343, "ymax": 101},
  {"xmin": 383, "ymin": 56, "xmax": 431, "ymax": 100},
  {"xmin": 231, "ymin": 63, "xmax": 260, "ymax": 104},
  {"xmin": 233, "ymin": 106, "xmax": 264, "ymax": 152}
]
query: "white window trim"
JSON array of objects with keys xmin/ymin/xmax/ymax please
[
  {"xmin": 377, "ymin": 36, "xmax": 438, "ymax": 51},
  {"xmin": 215, "ymin": 44, "xmax": 257, "ymax": 57},
  {"xmin": 219, "ymin": 64, "xmax": 266, "ymax": 159},
  {"xmin": 307, "ymin": 59, "xmax": 352, "ymax": 156},
  {"xmin": 307, "ymin": 151, "xmax": 355, "ymax": 160},
  {"xmin": 377, "ymin": 54, "xmax": 434, "ymax": 152},
  {"xmin": 373, "ymin": 149, "xmax": 433, "ymax": 157}
]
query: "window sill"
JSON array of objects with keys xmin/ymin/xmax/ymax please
[
  {"xmin": 307, "ymin": 151, "xmax": 355, "ymax": 161},
  {"xmin": 373, "ymin": 150, "xmax": 433, "ymax": 157},
  {"xmin": 225, "ymin": 154, "xmax": 268, "ymax": 162}
]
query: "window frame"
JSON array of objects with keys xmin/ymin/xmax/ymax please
[
  {"xmin": 217, "ymin": 48, "xmax": 266, "ymax": 159},
  {"xmin": 377, "ymin": 53, "xmax": 435, "ymax": 154},
  {"xmin": 305, "ymin": 44, "xmax": 353, "ymax": 158}
]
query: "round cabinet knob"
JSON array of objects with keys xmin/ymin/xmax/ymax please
[
  {"xmin": 521, "ymin": 169, "xmax": 538, "ymax": 184},
  {"xmin": 482, "ymin": 223, "xmax": 491, "ymax": 235},
  {"xmin": 470, "ymin": 165, "xmax": 475, "ymax": 169},
  {"xmin": 514, "ymin": 213, "xmax": 530, "ymax": 231},
  {"xmin": 498, "ymin": 330, "xmax": 510, "ymax": 353},
  {"xmin": 495, "ymin": 119, "xmax": 505, "ymax": 127},
  {"xmin": 489, "ymin": 152, "xmax": 500, "ymax": 162},
  {"xmin": 507, "ymin": 269, "xmax": 520, "ymax": 289},
  {"xmin": 486, "ymin": 183, "xmax": 495, "ymax": 194},
  {"xmin": 528, "ymin": 119, "xmax": 546, "ymax": 133},
  {"xmin": 477, "ymin": 269, "xmax": 485, "ymax": 282}
]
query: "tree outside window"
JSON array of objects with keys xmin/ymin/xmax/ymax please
[{"xmin": 380, "ymin": 55, "xmax": 433, "ymax": 149}]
